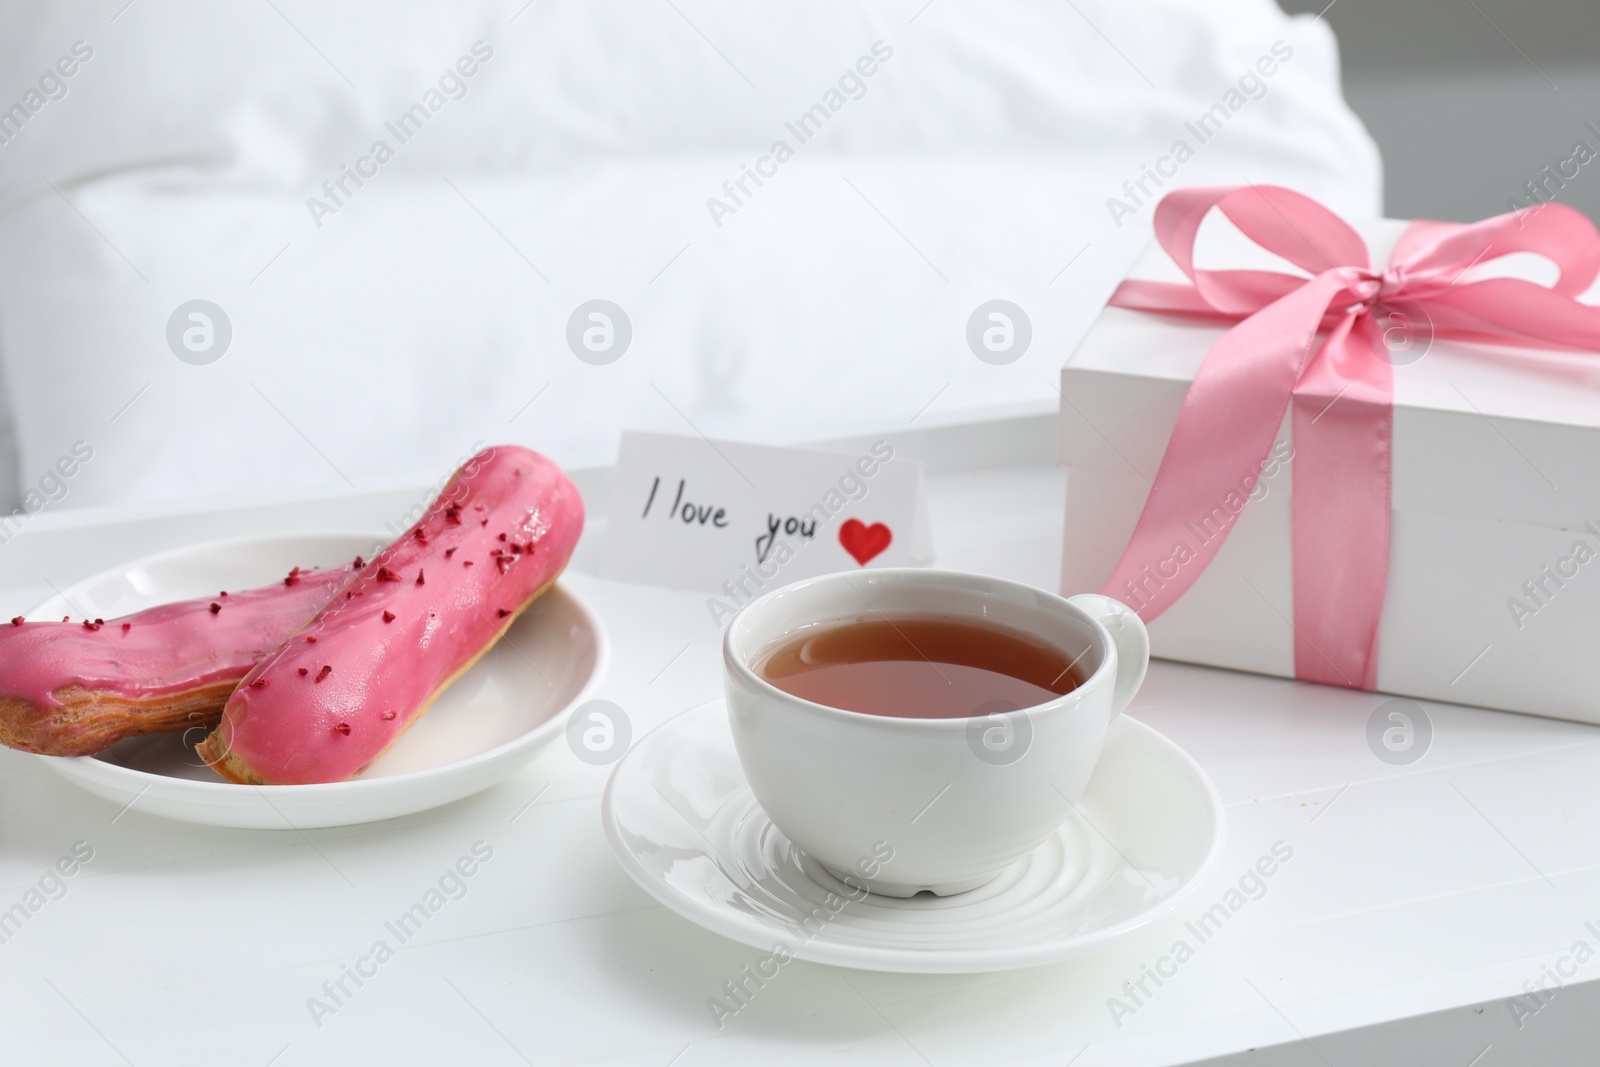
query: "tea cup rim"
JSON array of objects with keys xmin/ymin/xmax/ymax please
[{"xmin": 722, "ymin": 567, "xmax": 1115, "ymax": 729}]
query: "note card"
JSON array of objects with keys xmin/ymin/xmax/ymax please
[{"xmin": 602, "ymin": 432, "xmax": 934, "ymax": 618}]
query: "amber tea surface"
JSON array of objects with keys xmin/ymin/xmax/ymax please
[{"xmin": 757, "ymin": 614, "xmax": 1085, "ymax": 719}]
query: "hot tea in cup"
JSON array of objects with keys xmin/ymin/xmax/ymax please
[
  {"xmin": 756, "ymin": 615, "xmax": 1086, "ymax": 719},
  {"xmin": 724, "ymin": 569, "xmax": 1148, "ymax": 897}
]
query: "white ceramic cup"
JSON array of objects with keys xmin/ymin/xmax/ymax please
[{"xmin": 724, "ymin": 569, "xmax": 1149, "ymax": 897}]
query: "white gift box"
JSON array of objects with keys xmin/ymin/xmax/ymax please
[{"xmin": 1059, "ymin": 217, "xmax": 1600, "ymax": 722}]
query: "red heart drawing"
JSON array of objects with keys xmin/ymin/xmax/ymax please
[{"xmin": 839, "ymin": 519, "xmax": 893, "ymax": 566}]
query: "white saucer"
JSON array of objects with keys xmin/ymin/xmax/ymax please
[
  {"xmin": 602, "ymin": 701, "xmax": 1225, "ymax": 973},
  {"xmin": 31, "ymin": 532, "xmax": 607, "ymax": 829}
]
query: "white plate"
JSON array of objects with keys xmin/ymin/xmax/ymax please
[
  {"xmin": 31, "ymin": 532, "xmax": 607, "ymax": 828},
  {"xmin": 602, "ymin": 701, "xmax": 1225, "ymax": 973}
]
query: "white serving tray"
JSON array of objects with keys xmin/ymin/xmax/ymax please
[{"xmin": 0, "ymin": 407, "xmax": 1595, "ymax": 1066}]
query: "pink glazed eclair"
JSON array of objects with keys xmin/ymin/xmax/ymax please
[
  {"xmin": 0, "ymin": 566, "xmax": 351, "ymax": 757},
  {"xmin": 197, "ymin": 446, "xmax": 583, "ymax": 785}
]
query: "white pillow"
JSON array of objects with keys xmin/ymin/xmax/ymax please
[{"xmin": 0, "ymin": 0, "xmax": 1379, "ymax": 509}]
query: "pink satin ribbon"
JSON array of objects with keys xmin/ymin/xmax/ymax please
[{"xmin": 1099, "ymin": 185, "xmax": 1600, "ymax": 689}]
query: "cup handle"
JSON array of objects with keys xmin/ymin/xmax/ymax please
[{"xmin": 1067, "ymin": 594, "xmax": 1149, "ymax": 718}]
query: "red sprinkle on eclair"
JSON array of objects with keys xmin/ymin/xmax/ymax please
[
  {"xmin": 9, "ymin": 617, "xmax": 22, "ymax": 626},
  {"xmin": 315, "ymin": 665, "xmax": 332, "ymax": 683},
  {"xmin": 209, "ymin": 603, "xmax": 222, "ymax": 614},
  {"xmin": 334, "ymin": 722, "xmax": 351, "ymax": 736},
  {"xmin": 415, "ymin": 570, "xmax": 425, "ymax": 586},
  {"xmin": 382, "ymin": 611, "xmax": 395, "ymax": 623}
]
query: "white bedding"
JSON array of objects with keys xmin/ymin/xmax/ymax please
[{"xmin": 0, "ymin": 0, "xmax": 1379, "ymax": 510}]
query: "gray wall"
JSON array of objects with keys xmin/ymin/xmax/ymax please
[{"xmin": 1279, "ymin": 0, "xmax": 1600, "ymax": 223}]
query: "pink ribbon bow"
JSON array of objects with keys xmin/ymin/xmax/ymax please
[{"xmin": 1100, "ymin": 185, "xmax": 1600, "ymax": 690}]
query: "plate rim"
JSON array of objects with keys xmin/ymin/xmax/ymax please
[
  {"xmin": 602, "ymin": 700, "xmax": 1227, "ymax": 973},
  {"xmin": 30, "ymin": 529, "xmax": 609, "ymax": 798}
]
